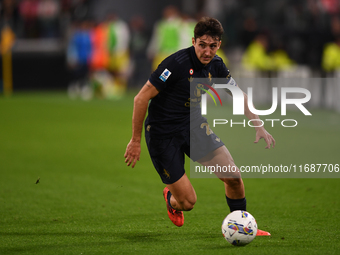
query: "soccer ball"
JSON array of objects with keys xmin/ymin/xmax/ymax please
[{"xmin": 221, "ymin": 210, "xmax": 257, "ymax": 246}]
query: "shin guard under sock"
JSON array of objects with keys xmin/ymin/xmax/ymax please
[{"xmin": 226, "ymin": 196, "xmax": 247, "ymax": 212}]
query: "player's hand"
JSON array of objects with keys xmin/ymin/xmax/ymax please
[
  {"xmin": 124, "ymin": 139, "xmax": 141, "ymax": 168},
  {"xmin": 254, "ymin": 128, "xmax": 275, "ymax": 149}
]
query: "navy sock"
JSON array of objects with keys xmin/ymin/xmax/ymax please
[
  {"xmin": 167, "ymin": 190, "xmax": 175, "ymax": 209},
  {"xmin": 226, "ymin": 195, "xmax": 247, "ymax": 212}
]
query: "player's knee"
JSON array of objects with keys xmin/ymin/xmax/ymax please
[
  {"xmin": 182, "ymin": 200, "xmax": 196, "ymax": 211},
  {"xmin": 178, "ymin": 196, "xmax": 196, "ymax": 211},
  {"xmin": 223, "ymin": 177, "xmax": 243, "ymax": 189}
]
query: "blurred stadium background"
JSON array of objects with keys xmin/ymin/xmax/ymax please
[{"xmin": 0, "ymin": 0, "xmax": 340, "ymax": 109}]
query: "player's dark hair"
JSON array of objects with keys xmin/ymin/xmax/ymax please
[{"xmin": 194, "ymin": 17, "xmax": 224, "ymax": 41}]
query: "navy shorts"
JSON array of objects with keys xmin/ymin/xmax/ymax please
[{"xmin": 145, "ymin": 122, "xmax": 224, "ymax": 184}]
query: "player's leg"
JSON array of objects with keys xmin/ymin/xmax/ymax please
[
  {"xmin": 197, "ymin": 145, "xmax": 244, "ymax": 197},
  {"xmin": 162, "ymin": 174, "xmax": 196, "ymax": 227},
  {"xmin": 145, "ymin": 130, "xmax": 193, "ymax": 226},
  {"xmin": 190, "ymin": 121, "xmax": 245, "ymax": 209},
  {"xmin": 161, "ymin": 169, "xmax": 196, "ymax": 228},
  {"xmin": 166, "ymin": 173, "xmax": 197, "ymax": 211},
  {"xmin": 197, "ymin": 145, "xmax": 246, "ymax": 211},
  {"xmin": 197, "ymin": 146, "xmax": 271, "ymax": 236}
]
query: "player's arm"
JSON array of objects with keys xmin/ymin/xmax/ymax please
[
  {"xmin": 218, "ymin": 62, "xmax": 275, "ymax": 148},
  {"xmin": 124, "ymin": 81, "xmax": 159, "ymax": 167},
  {"xmin": 223, "ymin": 83, "xmax": 275, "ymax": 149},
  {"xmin": 242, "ymin": 90, "xmax": 275, "ymax": 149}
]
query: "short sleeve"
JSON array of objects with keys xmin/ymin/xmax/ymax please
[{"xmin": 148, "ymin": 55, "xmax": 179, "ymax": 91}]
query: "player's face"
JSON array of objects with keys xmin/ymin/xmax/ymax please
[{"xmin": 192, "ymin": 35, "xmax": 221, "ymax": 65}]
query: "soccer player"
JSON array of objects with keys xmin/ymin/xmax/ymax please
[{"xmin": 124, "ymin": 17, "xmax": 275, "ymax": 235}]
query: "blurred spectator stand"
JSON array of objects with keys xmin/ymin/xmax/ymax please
[
  {"xmin": 147, "ymin": 5, "xmax": 182, "ymax": 71},
  {"xmin": 128, "ymin": 15, "xmax": 150, "ymax": 88},
  {"xmin": 37, "ymin": 0, "xmax": 60, "ymax": 38},
  {"xmin": 106, "ymin": 12, "xmax": 131, "ymax": 97},
  {"xmin": 1, "ymin": 24, "xmax": 15, "ymax": 96}
]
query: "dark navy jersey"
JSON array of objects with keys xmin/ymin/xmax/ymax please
[{"xmin": 146, "ymin": 46, "xmax": 230, "ymax": 138}]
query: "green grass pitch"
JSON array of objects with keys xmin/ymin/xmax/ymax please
[{"xmin": 0, "ymin": 92, "xmax": 339, "ymax": 255}]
